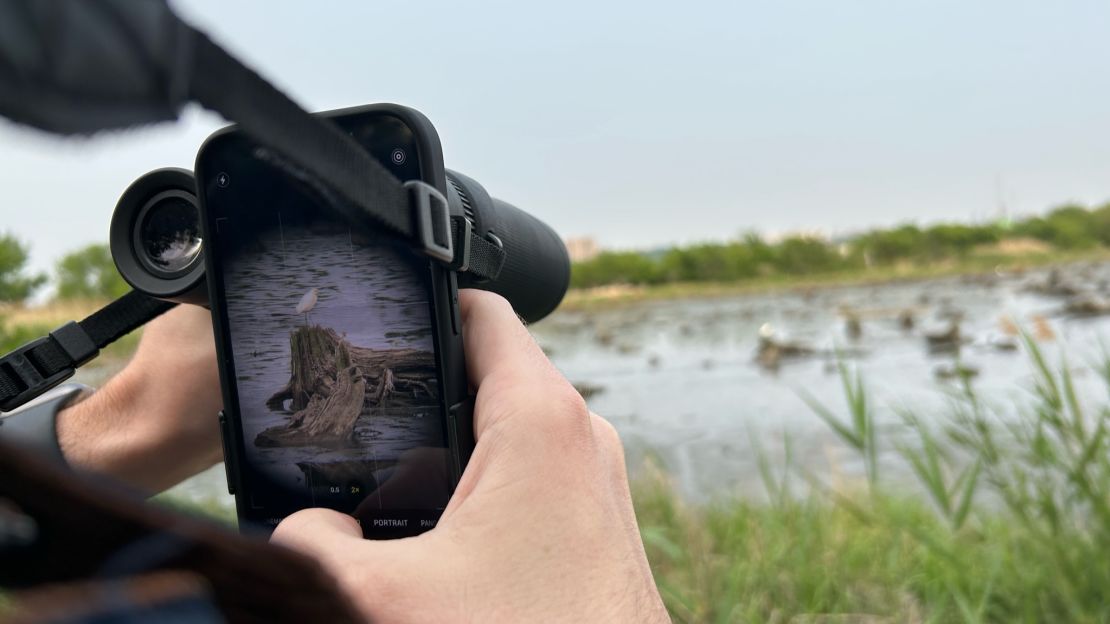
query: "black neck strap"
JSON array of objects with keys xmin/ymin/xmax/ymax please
[
  {"xmin": 0, "ymin": 292, "xmax": 175, "ymax": 412},
  {"xmin": 187, "ymin": 33, "xmax": 505, "ymax": 280}
]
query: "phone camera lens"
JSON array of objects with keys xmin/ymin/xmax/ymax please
[
  {"xmin": 390, "ymin": 149, "xmax": 406, "ymax": 165},
  {"xmin": 138, "ymin": 193, "xmax": 203, "ymax": 276}
]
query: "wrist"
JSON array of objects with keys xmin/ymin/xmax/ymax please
[
  {"xmin": 0, "ymin": 384, "xmax": 90, "ymax": 466},
  {"xmin": 56, "ymin": 372, "xmax": 149, "ymax": 481}
]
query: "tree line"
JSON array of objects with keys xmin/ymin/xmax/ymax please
[
  {"xmin": 1, "ymin": 200, "xmax": 1109, "ymax": 304},
  {"xmin": 571, "ymin": 202, "xmax": 1110, "ymax": 288},
  {"xmin": 0, "ymin": 238, "xmax": 129, "ymax": 304}
]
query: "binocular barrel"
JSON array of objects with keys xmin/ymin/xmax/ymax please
[
  {"xmin": 109, "ymin": 169, "xmax": 569, "ymax": 323},
  {"xmin": 445, "ymin": 171, "xmax": 570, "ymax": 323}
]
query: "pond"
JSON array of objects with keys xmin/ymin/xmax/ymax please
[{"xmin": 141, "ymin": 261, "xmax": 1110, "ymax": 510}]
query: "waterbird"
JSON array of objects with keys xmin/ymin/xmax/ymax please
[
  {"xmin": 755, "ymin": 323, "xmax": 816, "ymax": 370},
  {"xmin": 296, "ymin": 287, "xmax": 318, "ymax": 326},
  {"xmin": 844, "ymin": 313, "xmax": 862, "ymax": 340}
]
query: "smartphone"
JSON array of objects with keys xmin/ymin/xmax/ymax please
[{"xmin": 196, "ymin": 104, "xmax": 473, "ymax": 538}]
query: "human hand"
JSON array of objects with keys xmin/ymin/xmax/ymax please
[
  {"xmin": 271, "ymin": 290, "xmax": 668, "ymax": 623},
  {"xmin": 57, "ymin": 303, "xmax": 222, "ymax": 491}
]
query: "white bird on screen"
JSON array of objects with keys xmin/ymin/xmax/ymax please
[{"xmin": 296, "ymin": 288, "xmax": 318, "ymax": 326}]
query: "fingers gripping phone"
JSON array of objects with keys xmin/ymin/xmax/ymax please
[{"xmin": 196, "ymin": 104, "xmax": 474, "ymax": 538}]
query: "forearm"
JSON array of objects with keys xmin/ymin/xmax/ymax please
[
  {"xmin": 55, "ymin": 304, "xmax": 224, "ymax": 494},
  {"xmin": 57, "ymin": 365, "xmax": 222, "ymax": 492}
]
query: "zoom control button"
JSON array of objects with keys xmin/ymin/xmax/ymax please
[
  {"xmin": 449, "ymin": 399, "xmax": 475, "ymax": 472},
  {"xmin": 448, "ymin": 271, "xmax": 461, "ymax": 335},
  {"xmin": 218, "ymin": 410, "xmax": 237, "ymax": 496}
]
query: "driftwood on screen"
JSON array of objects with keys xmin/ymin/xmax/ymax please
[
  {"xmin": 258, "ymin": 326, "xmax": 437, "ymax": 447},
  {"xmin": 257, "ymin": 359, "xmax": 368, "ymax": 447}
]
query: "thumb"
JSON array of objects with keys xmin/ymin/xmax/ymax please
[
  {"xmin": 271, "ymin": 508, "xmax": 363, "ymax": 554},
  {"xmin": 270, "ymin": 508, "xmax": 440, "ymax": 618}
]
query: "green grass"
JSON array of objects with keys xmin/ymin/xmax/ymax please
[
  {"xmin": 151, "ymin": 493, "xmax": 237, "ymax": 526},
  {"xmin": 635, "ymin": 337, "xmax": 1110, "ymax": 623},
  {"xmin": 638, "ymin": 482, "xmax": 964, "ymax": 622}
]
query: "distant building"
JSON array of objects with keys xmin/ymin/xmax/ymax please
[
  {"xmin": 565, "ymin": 237, "xmax": 600, "ymax": 262},
  {"xmin": 762, "ymin": 228, "xmax": 831, "ymax": 244}
]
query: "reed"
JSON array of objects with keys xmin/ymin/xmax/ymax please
[{"xmin": 636, "ymin": 338, "xmax": 1110, "ymax": 622}]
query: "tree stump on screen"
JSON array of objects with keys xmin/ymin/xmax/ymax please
[{"xmin": 257, "ymin": 326, "xmax": 439, "ymax": 448}]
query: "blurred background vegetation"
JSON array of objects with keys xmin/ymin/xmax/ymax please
[
  {"xmin": 571, "ymin": 201, "xmax": 1110, "ymax": 289},
  {"xmin": 0, "ymin": 236, "xmax": 128, "ymax": 352},
  {"xmin": 3, "ymin": 199, "xmax": 1109, "ymax": 317}
]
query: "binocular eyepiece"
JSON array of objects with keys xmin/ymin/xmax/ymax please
[
  {"xmin": 110, "ymin": 168, "xmax": 208, "ymax": 306},
  {"xmin": 109, "ymin": 168, "xmax": 570, "ymax": 322}
]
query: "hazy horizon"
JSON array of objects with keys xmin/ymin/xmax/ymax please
[{"xmin": 3, "ymin": 0, "xmax": 1110, "ymax": 276}]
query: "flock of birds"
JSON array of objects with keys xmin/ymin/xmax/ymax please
[{"xmin": 753, "ymin": 268, "xmax": 1102, "ymax": 377}]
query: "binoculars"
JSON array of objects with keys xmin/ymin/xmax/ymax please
[{"xmin": 110, "ymin": 165, "xmax": 570, "ymax": 324}]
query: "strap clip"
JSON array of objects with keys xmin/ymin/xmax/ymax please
[
  {"xmin": 50, "ymin": 322, "xmax": 98, "ymax": 368},
  {"xmin": 448, "ymin": 216, "xmax": 473, "ymax": 273},
  {"xmin": 406, "ymin": 180, "xmax": 453, "ymax": 263},
  {"xmin": 0, "ymin": 338, "xmax": 75, "ymax": 413}
]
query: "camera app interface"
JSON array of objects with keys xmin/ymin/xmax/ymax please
[{"xmin": 204, "ymin": 115, "xmax": 450, "ymax": 535}]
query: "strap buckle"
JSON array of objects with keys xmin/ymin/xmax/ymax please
[
  {"xmin": 449, "ymin": 215, "xmax": 473, "ymax": 273},
  {"xmin": 405, "ymin": 180, "xmax": 454, "ymax": 263},
  {"xmin": 0, "ymin": 337, "xmax": 75, "ymax": 413}
]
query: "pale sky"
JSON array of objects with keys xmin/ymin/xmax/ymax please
[{"xmin": 3, "ymin": 0, "xmax": 1110, "ymax": 278}]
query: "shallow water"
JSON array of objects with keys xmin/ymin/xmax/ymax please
[
  {"xmin": 149, "ymin": 261, "xmax": 1110, "ymax": 509},
  {"xmin": 530, "ymin": 262, "xmax": 1110, "ymax": 501}
]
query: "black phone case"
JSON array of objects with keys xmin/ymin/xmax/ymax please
[{"xmin": 195, "ymin": 103, "xmax": 474, "ymax": 537}]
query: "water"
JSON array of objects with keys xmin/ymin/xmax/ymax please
[
  {"xmin": 156, "ymin": 261, "xmax": 1110, "ymax": 508},
  {"xmin": 530, "ymin": 262, "xmax": 1110, "ymax": 501}
]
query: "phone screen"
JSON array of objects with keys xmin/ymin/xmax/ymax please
[{"xmin": 200, "ymin": 113, "xmax": 451, "ymax": 536}]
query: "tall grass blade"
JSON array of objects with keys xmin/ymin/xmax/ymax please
[
  {"xmin": 800, "ymin": 390, "xmax": 863, "ymax": 450},
  {"xmin": 952, "ymin": 460, "xmax": 981, "ymax": 530}
]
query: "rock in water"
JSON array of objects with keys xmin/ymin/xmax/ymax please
[
  {"xmin": 898, "ymin": 309, "xmax": 915, "ymax": 331},
  {"xmin": 844, "ymin": 314, "xmax": 862, "ymax": 340},
  {"xmin": 925, "ymin": 322, "xmax": 963, "ymax": 354},
  {"xmin": 1063, "ymin": 293, "xmax": 1110, "ymax": 317}
]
